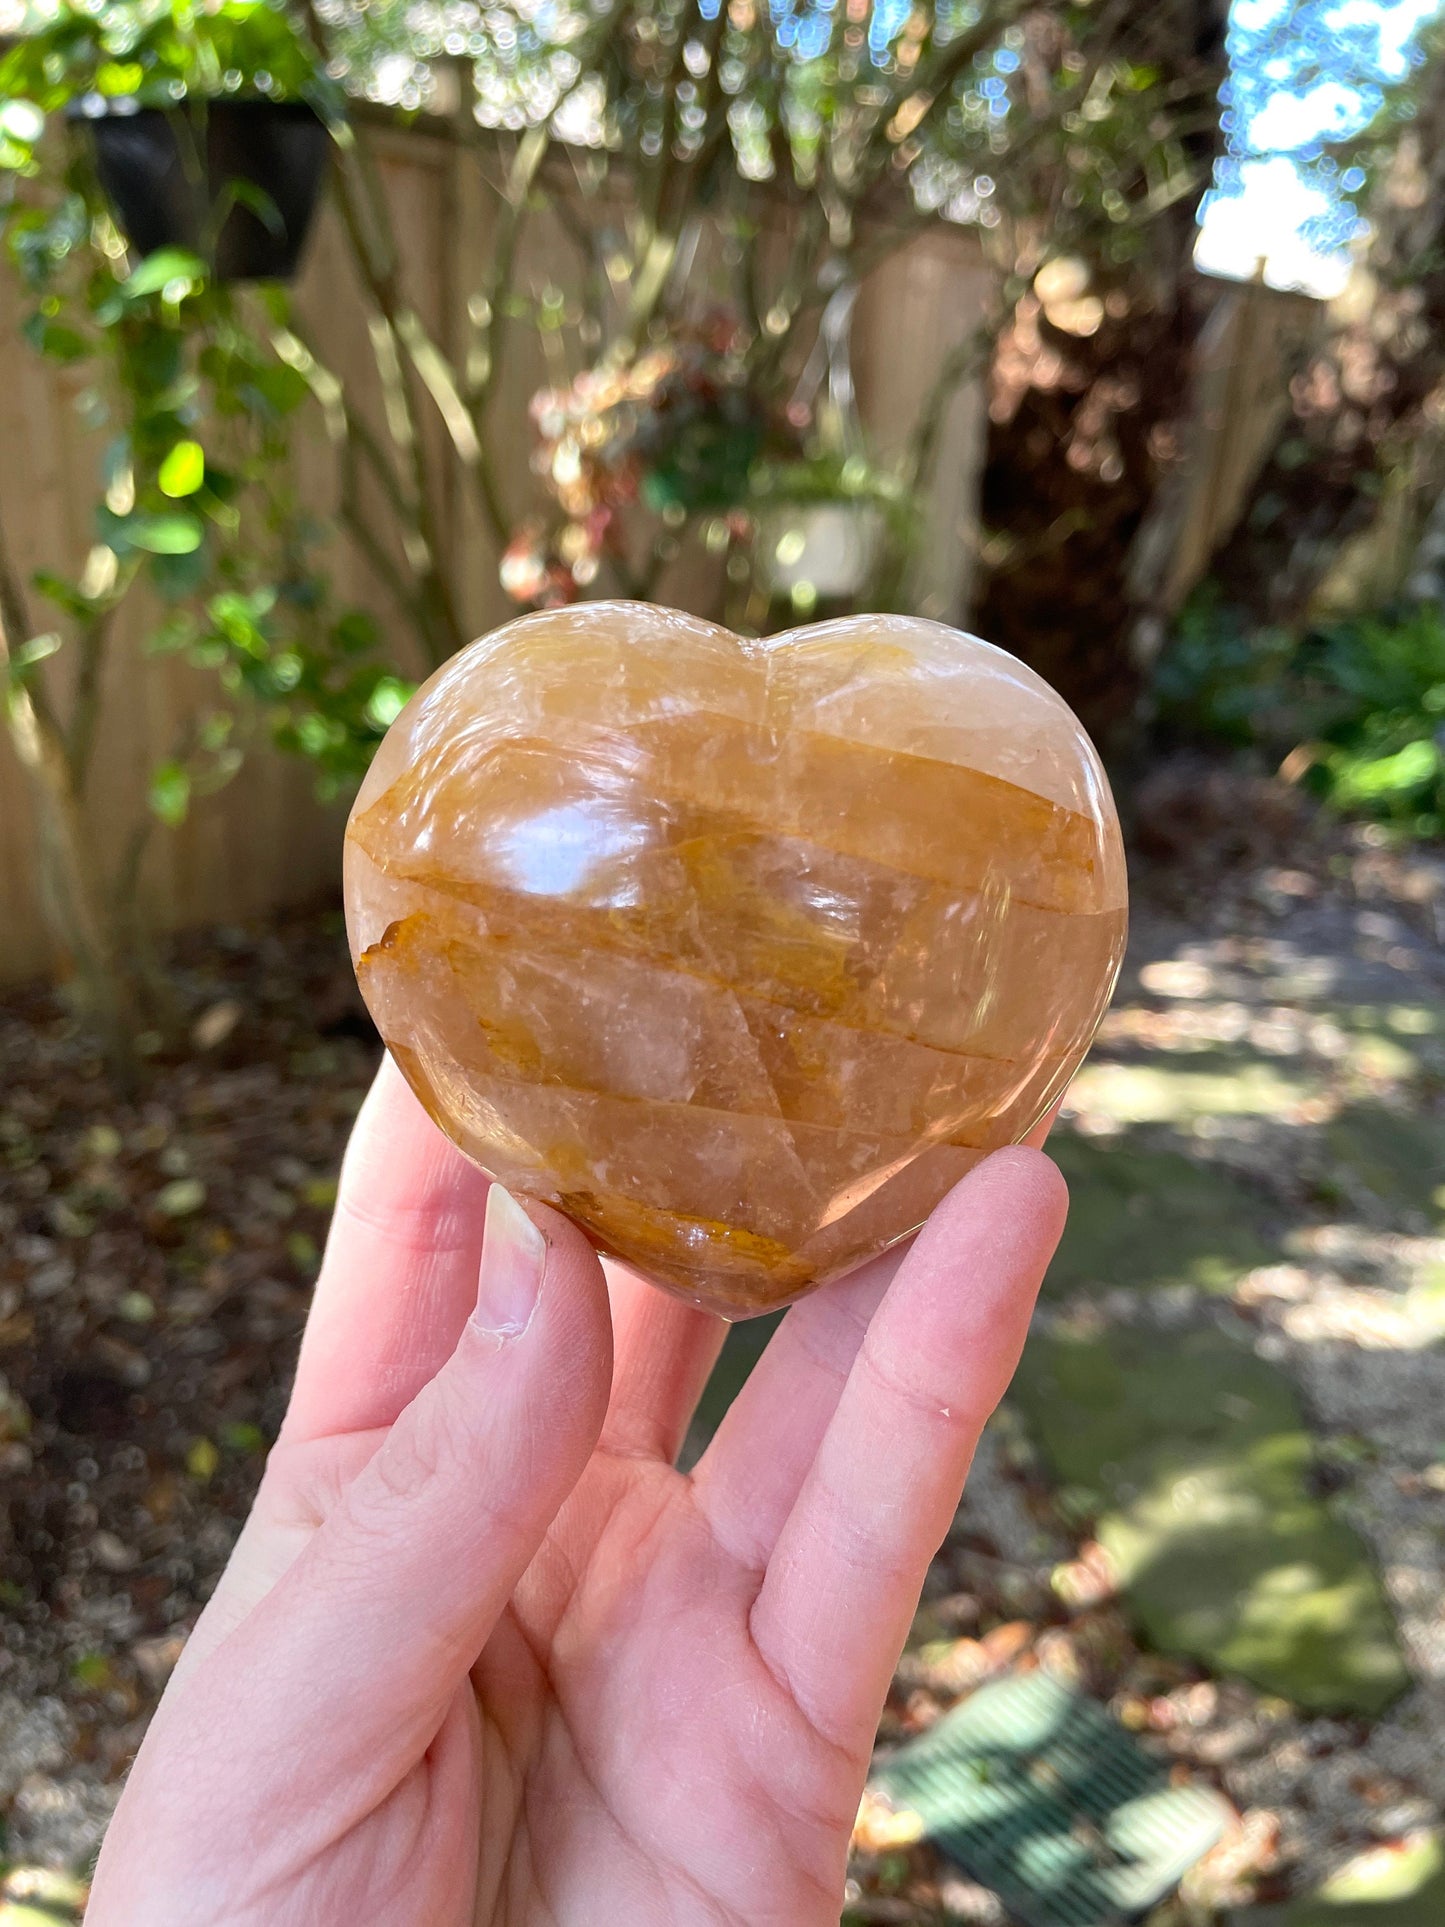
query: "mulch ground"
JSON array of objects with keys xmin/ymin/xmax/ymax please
[{"xmin": 0, "ymin": 912, "xmax": 380, "ymax": 1869}]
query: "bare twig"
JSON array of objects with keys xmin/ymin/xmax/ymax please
[
  {"xmin": 297, "ymin": 0, "xmax": 475, "ymax": 652},
  {"xmin": 332, "ymin": 108, "xmax": 514, "ymax": 566},
  {"xmin": 550, "ymin": 181, "xmax": 611, "ymax": 341},
  {"xmin": 392, "ymin": 305, "xmax": 513, "ymax": 551},
  {"xmin": 639, "ymin": 0, "xmax": 701, "ymax": 249},
  {"xmin": 464, "ymin": 123, "xmax": 550, "ymax": 407},
  {"xmin": 329, "ymin": 158, "xmax": 467, "ymax": 657}
]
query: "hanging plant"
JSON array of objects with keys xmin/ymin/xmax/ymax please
[
  {"xmin": 4, "ymin": 2, "xmax": 337, "ymax": 283},
  {"xmin": 80, "ymin": 97, "xmax": 330, "ymax": 283},
  {"xmin": 740, "ymin": 275, "xmax": 919, "ymax": 624},
  {"xmin": 746, "ymin": 452, "xmax": 917, "ymax": 618}
]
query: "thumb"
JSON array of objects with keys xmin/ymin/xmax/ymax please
[{"xmin": 193, "ymin": 1186, "xmax": 613, "ymax": 1783}]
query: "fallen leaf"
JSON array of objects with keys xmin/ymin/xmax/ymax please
[
  {"xmin": 192, "ymin": 1000, "xmax": 243, "ymax": 1051},
  {"xmin": 155, "ymin": 1177, "xmax": 206, "ymax": 1217},
  {"xmin": 853, "ymin": 1790, "xmax": 927, "ymax": 1854}
]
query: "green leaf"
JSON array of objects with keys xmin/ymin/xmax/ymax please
[
  {"xmin": 146, "ymin": 612, "xmax": 198, "ymax": 655},
  {"xmin": 21, "ymin": 311, "xmax": 88, "ymax": 362},
  {"xmin": 1330, "ymin": 736, "xmax": 1439, "ymax": 803},
  {"xmin": 194, "ymin": 744, "xmax": 243, "ymax": 793},
  {"xmin": 207, "ymin": 589, "xmax": 271, "ymax": 652},
  {"xmin": 149, "ymin": 759, "xmax": 191, "ymax": 827},
  {"xmin": 147, "ymin": 545, "xmax": 209, "ymax": 598},
  {"xmin": 364, "ymin": 675, "xmax": 413, "ymax": 729},
  {"xmin": 0, "ymin": 98, "xmax": 44, "ymax": 146},
  {"xmin": 197, "ymin": 461, "xmax": 240, "ymax": 504},
  {"xmin": 3, "ymin": 632, "xmax": 61, "ymax": 705},
  {"xmin": 122, "ymin": 248, "xmax": 206, "ymax": 300},
  {"xmin": 198, "ymin": 709, "xmax": 233, "ymax": 752},
  {"xmin": 33, "ymin": 573, "xmax": 93, "ymax": 624},
  {"xmin": 128, "ymin": 329, "xmax": 186, "ymax": 392},
  {"xmin": 128, "ymin": 511, "xmax": 204, "ymax": 555},
  {"xmin": 287, "ymin": 1230, "xmax": 320, "ymax": 1272},
  {"xmin": 158, "ymin": 438, "xmax": 205, "ymax": 498},
  {"xmin": 44, "ymin": 320, "xmax": 88, "ymax": 362},
  {"xmin": 71, "ymin": 1652, "xmax": 113, "ymax": 1690},
  {"xmin": 156, "ymin": 1176, "xmax": 206, "ymax": 1217},
  {"xmin": 222, "ymin": 176, "xmax": 285, "ymax": 239},
  {"xmin": 335, "ymin": 610, "xmax": 379, "ymax": 655},
  {"xmin": 11, "ymin": 630, "xmax": 62, "ymax": 672},
  {"xmin": 242, "ymin": 362, "xmax": 310, "ymax": 419},
  {"xmin": 95, "ymin": 60, "xmax": 145, "ymax": 97}
]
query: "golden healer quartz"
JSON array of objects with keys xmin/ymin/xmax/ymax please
[{"xmin": 344, "ymin": 603, "xmax": 1127, "ymax": 1319}]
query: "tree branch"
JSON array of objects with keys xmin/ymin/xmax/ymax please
[
  {"xmin": 0, "ymin": 498, "xmax": 61, "ymax": 742},
  {"xmin": 0, "ymin": 495, "xmax": 140, "ymax": 1080},
  {"xmin": 67, "ymin": 602, "xmax": 120, "ymax": 796},
  {"xmin": 463, "ymin": 126, "xmax": 549, "ymax": 409},
  {"xmin": 330, "ymin": 157, "xmax": 468, "ymax": 656}
]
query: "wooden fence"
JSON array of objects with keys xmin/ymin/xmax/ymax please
[
  {"xmin": 0, "ymin": 111, "xmax": 1311, "ymax": 988},
  {"xmin": 1145, "ymin": 271, "xmax": 1322, "ymax": 619},
  {"xmin": 0, "ymin": 115, "xmax": 995, "ymax": 985}
]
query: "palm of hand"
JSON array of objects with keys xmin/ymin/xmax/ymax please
[
  {"xmin": 88, "ymin": 1062, "xmax": 1063, "ymax": 1927},
  {"xmin": 476, "ymin": 1454, "xmax": 858, "ymax": 1927}
]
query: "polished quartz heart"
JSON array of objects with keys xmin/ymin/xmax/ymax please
[{"xmin": 344, "ymin": 603, "xmax": 1126, "ymax": 1319}]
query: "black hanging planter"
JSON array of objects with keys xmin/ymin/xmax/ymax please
[{"xmin": 80, "ymin": 99, "xmax": 330, "ymax": 283}]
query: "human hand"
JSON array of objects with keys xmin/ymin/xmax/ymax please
[{"xmin": 87, "ymin": 1055, "xmax": 1066, "ymax": 1926}]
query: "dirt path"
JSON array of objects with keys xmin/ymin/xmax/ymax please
[{"xmin": 847, "ymin": 818, "xmax": 1445, "ymax": 1923}]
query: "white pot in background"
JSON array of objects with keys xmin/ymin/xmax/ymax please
[{"xmin": 754, "ymin": 500, "xmax": 886, "ymax": 598}]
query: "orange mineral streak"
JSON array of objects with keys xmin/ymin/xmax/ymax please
[{"xmin": 344, "ymin": 603, "xmax": 1127, "ymax": 1318}]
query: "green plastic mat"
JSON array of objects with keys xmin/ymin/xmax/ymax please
[{"xmin": 870, "ymin": 1670, "xmax": 1230, "ymax": 1927}]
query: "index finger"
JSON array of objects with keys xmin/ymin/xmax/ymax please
[
  {"xmin": 281, "ymin": 1054, "xmax": 493, "ymax": 1444},
  {"xmin": 748, "ymin": 1148, "xmax": 1068, "ymax": 1757}
]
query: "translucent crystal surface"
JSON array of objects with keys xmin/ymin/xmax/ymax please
[{"xmin": 344, "ymin": 603, "xmax": 1127, "ymax": 1318}]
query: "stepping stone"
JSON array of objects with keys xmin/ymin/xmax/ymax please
[
  {"xmin": 1045, "ymin": 1136, "xmax": 1278, "ymax": 1298},
  {"xmin": 1324, "ymin": 1103, "xmax": 1445, "ymax": 1230},
  {"xmin": 1012, "ymin": 1325, "xmax": 1409, "ymax": 1715}
]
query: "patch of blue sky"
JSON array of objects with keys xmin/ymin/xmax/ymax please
[
  {"xmin": 794, "ymin": 13, "xmax": 833, "ymax": 60},
  {"xmin": 868, "ymin": 0, "xmax": 910, "ymax": 62},
  {"xmin": 1196, "ymin": 0, "xmax": 1442, "ymax": 296}
]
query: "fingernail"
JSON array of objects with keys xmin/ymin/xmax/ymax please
[{"xmin": 474, "ymin": 1186, "xmax": 547, "ymax": 1338}]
